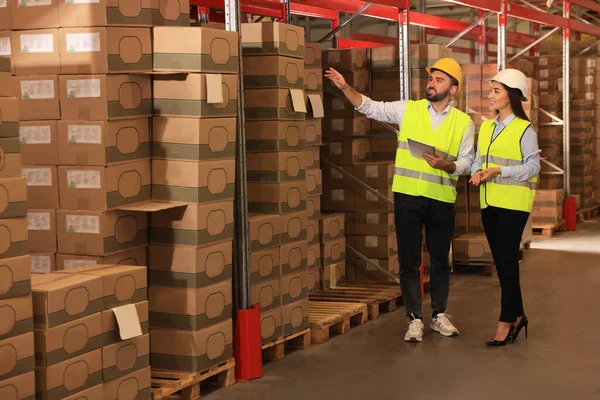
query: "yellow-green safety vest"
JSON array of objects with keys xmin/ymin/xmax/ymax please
[
  {"xmin": 478, "ymin": 117, "xmax": 537, "ymax": 213},
  {"xmin": 392, "ymin": 99, "xmax": 471, "ymax": 203}
]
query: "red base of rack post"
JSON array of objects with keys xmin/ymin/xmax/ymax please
[
  {"xmin": 564, "ymin": 196, "xmax": 577, "ymax": 231},
  {"xmin": 234, "ymin": 305, "xmax": 263, "ymax": 382}
]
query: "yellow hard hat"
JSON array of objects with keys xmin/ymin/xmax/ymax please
[{"xmin": 426, "ymin": 58, "xmax": 462, "ymax": 88}]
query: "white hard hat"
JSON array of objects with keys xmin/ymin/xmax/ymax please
[{"xmin": 489, "ymin": 68, "xmax": 530, "ymax": 101}]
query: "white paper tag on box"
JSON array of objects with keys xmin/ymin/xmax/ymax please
[
  {"xmin": 540, "ymin": 70, "xmax": 548, "ymax": 78},
  {"xmin": 19, "ymin": 0, "xmax": 52, "ymax": 6},
  {"xmin": 366, "ymin": 213, "xmax": 379, "ymax": 224},
  {"xmin": 66, "ymin": 33, "xmax": 101, "ymax": 53},
  {"xmin": 20, "ymin": 125, "xmax": 51, "ymax": 144},
  {"xmin": 67, "ymin": 79, "xmax": 101, "ymax": 98},
  {"xmin": 66, "ymin": 0, "xmax": 100, "ymax": 4},
  {"xmin": 366, "ymin": 258, "xmax": 379, "ymax": 271},
  {"xmin": 67, "ymin": 170, "xmax": 102, "ymax": 189},
  {"xmin": 365, "ymin": 236, "xmax": 379, "ymax": 248},
  {"xmin": 586, "ymin": 92, "xmax": 595, "ymax": 101},
  {"xmin": 540, "ymin": 81, "xmax": 549, "ymax": 90},
  {"xmin": 30, "ymin": 255, "xmax": 51, "ymax": 274},
  {"xmin": 27, "ymin": 212, "xmax": 51, "ymax": 231},
  {"xmin": 328, "ymin": 51, "xmax": 340, "ymax": 64},
  {"xmin": 332, "ymin": 98, "xmax": 345, "ymax": 111},
  {"xmin": 20, "ymin": 34, "xmax": 54, "ymax": 53},
  {"xmin": 330, "ymin": 142, "xmax": 342, "ymax": 155},
  {"xmin": 366, "ymin": 191, "xmax": 379, "ymax": 202},
  {"xmin": 64, "ymin": 259, "xmax": 97, "ymax": 270},
  {"xmin": 585, "ymin": 75, "xmax": 594, "ymax": 85},
  {"xmin": 66, "ymin": 215, "xmax": 100, "ymax": 234},
  {"xmin": 22, "ymin": 168, "xmax": 52, "ymax": 186},
  {"xmin": 112, "ymin": 304, "xmax": 143, "ymax": 340},
  {"xmin": 21, "ymin": 80, "xmax": 55, "ymax": 100},
  {"xmin": 365, "ymin": 165, "xmax": 379, "ymax": 178},
  {"xmin": 332, "ymin": 189, "xmax": 344, "ymax": 202},
  {"xmin": 331, "ymin": 119, "xmax": 344, "ymax": 131},
  {"xmin": 0, "ymin": 37, "xmax": 11, "ymax": 55},
  {"xmin": 331, "ymin": 168, "xmax": 343, "ymax": 180},
  {"xmin": 0, "ymin": 0, "xmax": 6, "ymax": 8},
  {"xmin": 68, "ymin": 125, "xmax": 102, "ymax": 144}
]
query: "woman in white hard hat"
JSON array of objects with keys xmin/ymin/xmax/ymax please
[{"xmin": 470, "ymin": 69, "xmax": 540, "ymax": 346}]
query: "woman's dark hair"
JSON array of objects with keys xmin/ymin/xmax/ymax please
[{"xmin": 498, "ymin": 83, "xmax": 530, "ymax": 121}]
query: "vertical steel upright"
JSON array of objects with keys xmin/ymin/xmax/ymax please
[
  {"xmin": 478, "ymin": 9, "xmax": 487, "ymax": 64},
  {"xmin": 419, "ymin": 0, "xmax": 426, "ymax": 44},
  {"xmin": 563, "ymin": 0, "xmax": 571, "ymax": 196},
  {"xmin": 497, "ymin": 0, "xmax": 507, "ymax": 71},
  {"xmin": 399, "ymin": 3, "xmax": 411, "ymax": 101}
]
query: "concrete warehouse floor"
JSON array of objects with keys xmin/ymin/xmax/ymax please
[{"xmin": 205, "ymin": 220, "xmax": 600, "ymax": 400}]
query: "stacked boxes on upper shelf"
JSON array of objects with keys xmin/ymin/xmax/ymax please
[
  {"xmin": 149, "ymin": 25, "xmax": 238, "ymax": 372},
  {"xmin": 242, "ymin": 22, "xmax": 310, "ymax": 341}
]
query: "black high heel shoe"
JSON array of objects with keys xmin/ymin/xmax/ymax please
[
  {"xmin": 513, "ymin": 316, "xmax": 528, "ymax": 341},
  {"xmin": 485, "ymin": 324, "xmax": 516, "ymax": 347}
]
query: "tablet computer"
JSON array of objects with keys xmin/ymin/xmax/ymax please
[{"xmin": 407, "ymin": 138, "xmax": 436, "ymax": 160}]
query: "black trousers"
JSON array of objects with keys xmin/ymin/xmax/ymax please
[
  {"xmin": 481, "ymin": 206, "xmax": 529, "ymax": 323},
  {"xmin": 394, "ymin": 192, "xmax": 455, "ymax": 319}
]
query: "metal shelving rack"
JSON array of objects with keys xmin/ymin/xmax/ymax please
[{"xmin": 201, "ymin": 0, "xmax": 600, "ymax": 313}]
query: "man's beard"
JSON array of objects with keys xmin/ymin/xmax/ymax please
[{"xmin": 425, "ymin": 87, "xmax": 450, "ymax": 102}]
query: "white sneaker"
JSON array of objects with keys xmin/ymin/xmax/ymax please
[
  {"xmin": 431, "ymin": 313, "xmax": 460, "ymax": 337},
  {"xmin": 404, "ymin": 318, "xmax": 424, "ymax": 342}
]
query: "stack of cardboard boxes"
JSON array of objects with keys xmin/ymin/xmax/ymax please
[
  {"xmin": 319, "ymin": 213, "xmax": 347, "ymax": 287},
  {"xmin": 148, "ymin": 25, "xmax": 239, "ymax": 371},
  {"xmin": 241, "ymin": 22, "xmax": 310, "ymax": 343}
]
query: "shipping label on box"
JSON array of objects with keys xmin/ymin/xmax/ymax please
[
  {"xmin": 248, "ymin": 213, "xmax": 282, "ymax": 252},
  {"xmin": 12, "ymin": 29, "xmax": 60, "ymax": 75},
  {"xmin": 304, "ymin": 42, "xmax": 321, "ymax": 68},
  {"xmin": 307, "ymin": 194, "xmax": 321, "ymax": 220},
  {"xmin": 280, "ymin": 211, "xmax": 307, "ymax": 245},
  {"xmin": 101, "ymin": 300, "xmax": 148, "ymax": 347},
  {"xmin": 22, "ymin": 166, "xmax": 59, "ymax": 209},
  {"xmin": 148, "ymin": 241, "xmax": 233, "ymax": 288},
  {"xmin": 149, "ymin": 321, "xmax": 232, "ymax": 372},
  {"xmin": 0, "ymin": 177, "xmax": 27, "ymax": 219},
  {"xmin": 280, "ymin": 240, "xmax": 308, "ymax": 275},
  {"xmin": 250, "ymin": 278, "xmax": 281, "ymax": 312},
  {"xmin": 244, "ymin": 55, "xmax": 304, "ymax": 89},
  {"xmin": 247, "ymin": 151, "xmax": 306, "ymax": 183},
  {"xmin": 248, "ymin": 181, "xmax": 307, "ymax": 215},
  {"xmin": 304, "ymin": 91, "xmax": 324, "ymax": 120},
  {"xmin": 281, "ymin": 269, "xmax": 309, "ymax": 305},
  {"xmin": 0, "ymin": 255, "xmax": 30, "ymax": 300},
  {"xmin": 15, "ymin": 75, "xmax": 59, "ymax": 121},
  {"xmin": 250, "ymin": 247, "xmax": 280, "ymax": 284},
  {"xmin": 19, "ymin": 121, "xmax": 57, "ymax": 165},
  {"xmin": 151, "ymin": 158, "xmax": 234, "ymax": 204},
  {"xmin": 30, "ymin": 253, "xmax": 55, "ymax": 274},
  {"xmin": 153, "ymin": 26, "xmax": 236, "ymax": 73},
  {"xmin": 283, "ymin": 298, "xmax": 308, "ymax": 336},
  {"xmin": 27, "ymin": 209, "xmax": 56, "ymax": 253},
  {"xmin": 244, "ymin": 88, "xmax": 307, "ymax": 121},
  {"xmin": 150, "ymin": 201, "xmax": 234, "ymax": 247},
  {"xmin": 246, "ymin": 120, "xmax": 306, "ymax": 152},
  {"xmin": 0, "ymin": 295, "xmax": 33, "ymax": 341},
  {"xmin": 0, "ymin": 332, "xmax": 34, "ymax": 382},
  {"xmin": 153, "ymin": 117, "xmax": 236, "ymax": 161},
  {"xmin": 307, "ymin": 242, "xmax": 321, "ymax": 270},
  {"xmin": 260, "ymin": 306, "xmax": 282, "ymax": 345},
  {"xmin": 57, "ymin": 246, "xmax": 147, "ymax": 270},
  {"xmin": 241, "ymin": 22, "xmax": 304, "ymax": 59}
]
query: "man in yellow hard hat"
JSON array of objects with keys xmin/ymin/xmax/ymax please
[{"xmin": 326, "ymin": 58, "xmax": 474, "ymax": 343}]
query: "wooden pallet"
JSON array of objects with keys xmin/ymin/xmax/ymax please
[
  {"xmin": 577, "ymin": 205, "xmax": 600, "ymax": 221},
  {"xmin": 453, "ymin": 261, "xmax": 496, "ymax": 276},
  {"xmin": 151, "ymin": 359, "xmax": 235, "ymax": 400},
  {"xmin": 261, "ymin": 328, "xmax": 312, "ymax": 362},
  {"xmin": 532, "ymin": 219, "xmax": 565, "ymax": 237},
  {"xmin": 309, "ymin": 284, "xmax": 401, "ymax": 320},
  {"xmin": 309, "ymin": 301, "xmax": 368, "ymax": 344}
]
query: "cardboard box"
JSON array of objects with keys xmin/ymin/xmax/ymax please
[
  {"xmin": 247, "ymin": 151, "xmax": 305, "ymax": 183},
  {"xmin": 151, "ymin": 159, "xmax": 235, "ymax": 204},
  {"xmin": 304, "ymin": 67, "xmax": 322, "ymax": 91},
  {"xmin": 149, "ymin": 279, "xmax": 232, "ymax": 330},
  {"xmin": 103, "ymin": 366, "xmax": 151, "ymax": 400},
  {"xmin": 153, "ymin": 73, "xmax": 238, "ymax": 118},
  {"xmin": 58, "ymin": 161, "xmax": 151, "ymax": 210},
  {"xmin": 57, "ymin": 209, "xmax": 148, "ymax": 256},
  {"xmin": 249, "ymin": 214, "xmax": 281, "ymax": 252},
  {"xmin": 322, "ymin": 165, "xmax": 355, "ymax": 190},
  {"xmin": 327, "ymin": 70, "xmax": 370, "ymax": 93},
  {"xmin": 322, "ymin": 96, "xmax": 361, "ymax": 119},
  {"xmin": 353, "ymin": 162, "xmax": 394, "ymax": 188},
  {"xmin": 148, "ymin": 241, "xmax": 233, "ymax": 288},
  {"xmin": 153, "ymin": 26, "xmax": 236, "ymax": 73},
  {"xmin": 280, "ymin": 211, "xmax": 307, "ymax": 245},
  {"xmin": 281, "ymin": 269, "xmax": 308, "ymax": 305},
  {"xmin": 307, "ymin": 267, "xmax": 319, "ymax": 293},
  {"xmin": 31, "ymin": 273, "xmax": 102, "ymax": 328},
  {"xmin": 0, "ymin": 177, "xmax": 27, "ymax": 220},
  {"xmin": 14, "ymin": 76, "xmax": 59, "ymax": 121},
  {"xmin": 27, "ymin": 209, "xmax": 56, "ymax": 253},
  {"xmin": 0, "ymin": 371, "xmax": 36, "ymax": 400},
  {"xmin": 0, "ymin": 255, "xmax": 30, "ymax": 300},
  {"xmin": 248, "ymin": 181, "xmax": 307, "ymax": 215},
  {"xmin": 322, "ymin": 189, "xmax": 354, "ymax": 211},
  {"xmin": 306, "ymin": 145, "xmax": 320, "ymax": 169},
  {"xmin": 59, "ymin": 74, "xmax": 152, "ymax": 121},
  {"xmin": 307, "ymin": 194, "xmax": 321, "ymax": 220},
  {"xmin": 34, "ymin": 313, "xmax": 103, "ymax": 367},
  {"xmin": 347, "ymin": 234, "xmax": 396, "ymax": 259},
  {"xmin": 305, "ymin": 119, "xmax": 322, "ymax": 147},
  {"xmin": 153, "ymin": 117, "xmax": 236, "ymax": 161},
  {"xmin": 370, "ymin": 136, "xmax": 397, "ymax": 161},
  {"xmin": 244, "ymin": 55, "xmax": 304, "ymax": 89},
  {"xmin": 241, "ymin": 22, "xmax": 304, "ymax": 59},
  {"xmin": 0, "ymin": 218, "xmax": 27, "ymax": 260},
  {"xmin": 319, "ymin": 214, "xmax": 345, "ymax": 243},
  {"xmin": 19, "ymin": 121, "xmax": 57, "ymax": 166},
  {"xmin": 304, "ymin": 42, "xmax": 321, "ymax": 68},
  {"xmin": 56, "ymin": 246, "xmax": 147, "ymax": 270},
  {"xmin": 244, "ymin": 88, "xmax": 307, "ymax": 121},
  {"xmin": 101, "ymin": 300, "xmax": 148, "ymax": 347},
  {"xmin": 322, "ymin": 139, "xmax": 370, "ymax": 166},
  {"xmin": 246, "ymin": 120, "xmax": 305, "ymax": 152},
  {"xmin": 0, "ymin": 98, "xmax": 17, "ymax": 139},
  {"xmin": 282, "ymin": 298, "xmax": 308, "ymax": 336},
  {"xmin": 36, "ymin": 348, "xmax": 102, "ymax": 400},
  {"xmin": 102, "ymin": 333, "xmax": 149, "ymax": 381},
  {"xmin": 62, "ymin": 385, "xmax": 103, "ymax": 400},
  {"xmin": 0, "ymin": 295, "xmax": 33, "ymax": 341},
  {"xmin": 260, "ymin": 306, "xmax": 282, "ymax": 345},
  {"xmin": 307, "ymin": 242, "xmax": 321, "ymax": 270},
  {"xmin": 354, "ymin": 187, "xmax": 394, "ymax": 211},
  {"xmin": 349, "ymin": 212, "xmax": 394, "ymax": 236},
  {"xmin": 30, "ymin": 254, "xmax": 55, "ymax": 274},
  {"xmin": 250, "ymin": 247, "xmax": 280, "ymax": 284},
  {"xmin": 307, "ymin": 218, "xmax": 319, "ymax": 245},
  {"xmin": 0, "ymin": 332, "xmax": 34, "ymax": 382},
  {"xmin": 12, "ymin": 29, "xmax": 60, "ymax": 75},
  {"xmin": 150, "ymin": 321, "xmax": 232, "ymax": 372},
  {"xmin": 250, "ymin": 278, "xmax": 280, "ymax": 311},
  {"xmin": 306, "ymin": 168, "xmax": 322, "ymax": 198},
  {"xmin": 320, "ymin": 237, "xmax": 346, "ymax": 266},
  {"xmin": 57, "ymin": 118, "xmax": 151, "ymax": 166},
  {"xmin": 347, "ymin": 257, "xmax": 398, "ymax": 283},
  {"xmin": 10, "ymin": 0, "xmax": 59, "ymax": 29},
  {"xmin": 57, "ymin": 264, "xmax": 147, "ymax": 310},
  {"xmin": 323, "ymin": 117, "xmax": 369, "ymax": 139},
  {"xmin": 150, "ymin": 202, "xmax": 234, "ymax": 247},
  {"xmin": 305, "ymin": 92, "xmax": 326, "ymax": 119},
  {"xmin": 452, "ymin": 234, "xmax": 493, "ymax": 263},
  {"xmin": 0, "ymin": 7, "xmax": 11, "ymax": 30},
  {"xmin": 532, "ymin": 189, "xmax": 564, "ymax": 225},
  {"xmin": 58, "ymin": 27, "xmax": 151, "ymax": 74},
  {"xmin": 0, "ymin": 138, "xmax": 21, "ymax": 180},
  {"xmin": 320, "ymin": 262, "xmax": 346, "ymax": 289},
  {"xmin": 280, "ymin": 240, "xmax": 308, "ymax": 275},
  {"xmin": 322, "ymin": 48, "xmax": 368, "ymax": 73}
]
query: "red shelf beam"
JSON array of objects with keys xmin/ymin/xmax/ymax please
[
  {"xmin": 190, "ymin": 0, "xmax": 285, "ymax": 19},
  {"xmin": 290, "ymin": 3, "xmax": 338, "ymax": 20},
  {"xmin": 571, "ymin": 0, "xmax": 600, "ymax": 13}
]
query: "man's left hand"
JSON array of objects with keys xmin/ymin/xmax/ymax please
[{"xmin": 422, "ymin": 153, "xmax": 455, "ymax": 173}]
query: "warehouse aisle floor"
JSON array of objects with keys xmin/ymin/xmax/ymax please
[{"xmin": 206, "ymin": 220, "xmax": 600, "ymax": 400}]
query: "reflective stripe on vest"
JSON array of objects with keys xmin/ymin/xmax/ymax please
[
  {"xmin": 478, "ymin": 117, "xmax": 538, "ymax": 212},
  {"xmin": 392, "ymin": 99, "xmax": 471, "ymax": 203}
]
